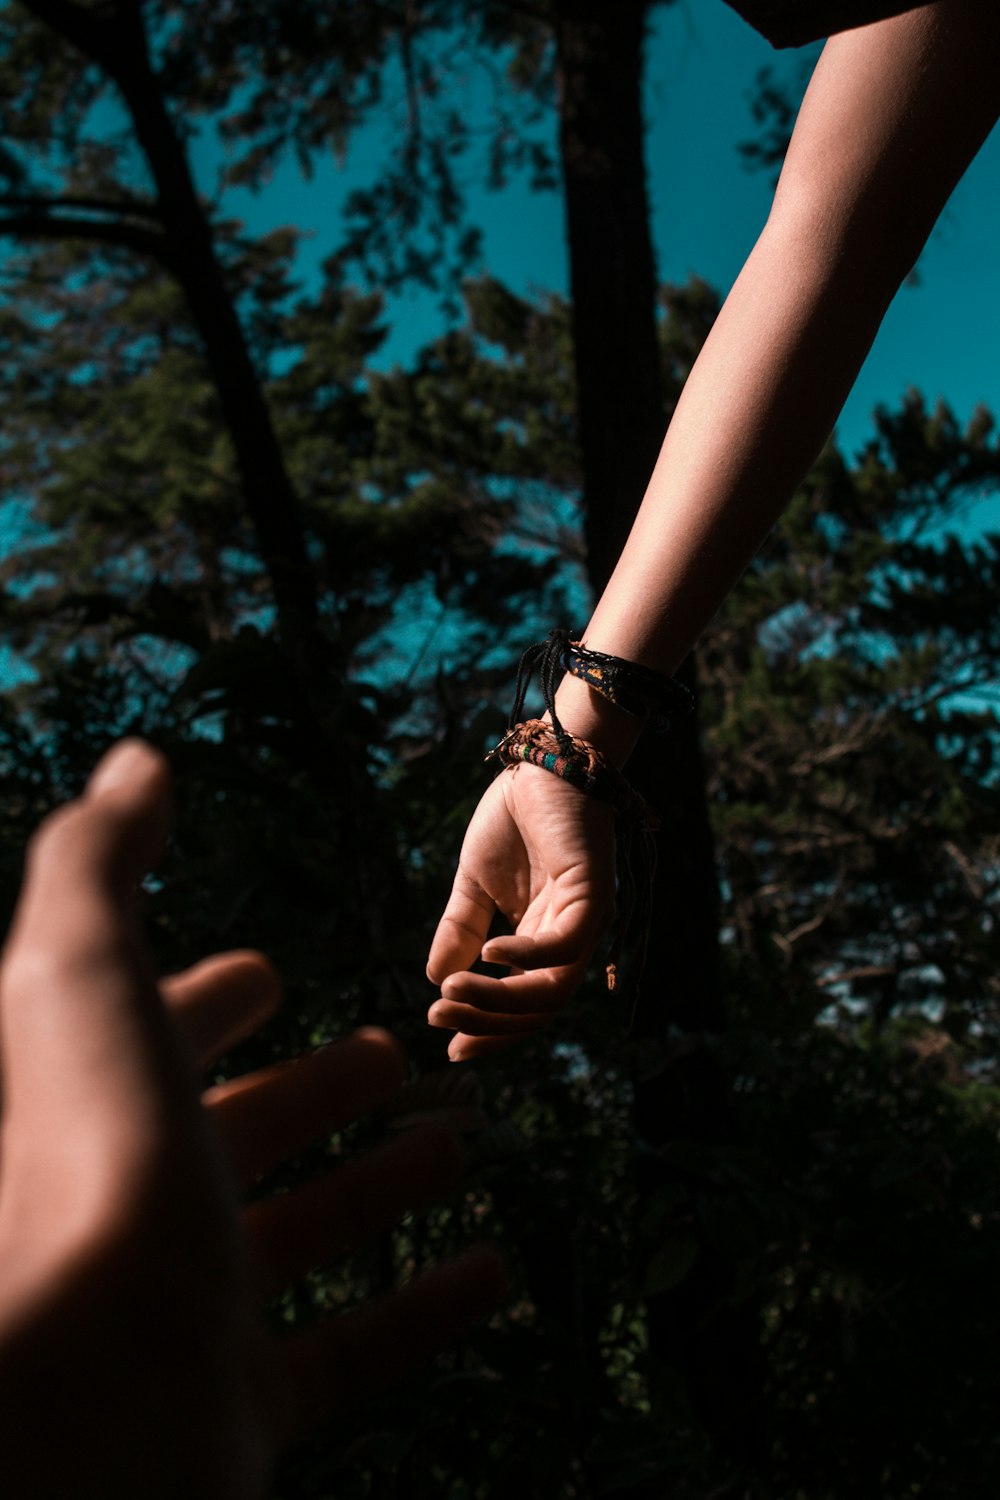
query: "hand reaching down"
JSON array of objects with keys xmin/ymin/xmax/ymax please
[
  {"xmin": 0, "ymin": 740, "xmax": 504, "ymax": 1500},
  {"xmin": 427, "ymin": 763, "xmax": 616, "ymax": 1061}
]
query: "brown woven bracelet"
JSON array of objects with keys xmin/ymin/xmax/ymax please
[{"xmin": 486, "ymin": 719, "xmax": 660, "ymax": 832}]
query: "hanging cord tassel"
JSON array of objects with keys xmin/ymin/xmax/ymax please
[
  {"xmin": 603, "ymin": 789, "xmax": 660, "ymax": 1017},
  {"xmin": 509, "ymin": 629, "xmax": 574, "ymax": 741},
  {"xmin": 607, "ymin": 821, "xmax": 660, "ymax": 1033}
]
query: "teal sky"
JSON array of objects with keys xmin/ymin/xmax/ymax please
[
  {"xmin": 200, "ymin": 0, "xmax": 1000, "ymax": 509},
  {"xmin": 648, "ymin": 4, "xmax": 1000, "ymax": 475},
  {"xmin": 3, "ymin": 2, "xmax": 998, "ymax": 687},
  {"xmin": 5, "ymin": 0, "xmax": 998, "ymax": 569}
]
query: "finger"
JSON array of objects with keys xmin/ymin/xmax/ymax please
[
  {"xmin": 204, "ymin": 1027, "xmax": 407, "ymax": 1188},
  {"xmin": 481, "ymin": 924, "xmax": 598, "ymax": 972},
  {"xmin": 84, "ymin": 737, "xmax": 173, "ymax": 866},
  {"xmin": 428, "ymin": 1000, "xmax": 554, "ymax": 1038},
  {"xmin": 0, "ymin": 741, "xmax": 186, "ymax": 1159},
  {"xmin": 439, "ymin": 967, "xmax": 579, "ymax": 1015},
  {"xmin": 273, "ymin": 1245, "xmax": 507, "ymax": 1443},
  {"xmin": 449, "ymin": 1032, "xmax": 528, "ymax": 1063},
  {"xmin": 244, "ymin": 1125, "xmax": 464, "ymax": 1299},
  {"xmin": 9, "ymin": 740, "xmax": 171, "ymax": 954},
  {"xmin": 426, "ymin": 871, "xmax": 496, "ymax": 985},
  {"xmin": 161, "ymin": 951, "xmax": 282, "ymax": 1068},
  {"xmin": 384, "ymin": 1069, "xmax": 489, "ymax": 1134}
]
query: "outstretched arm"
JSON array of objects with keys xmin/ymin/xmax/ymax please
[{"xmin": 429, "ymin": 0, "xmax": 1000, "ymax": 1058}]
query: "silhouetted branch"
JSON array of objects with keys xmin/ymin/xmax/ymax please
[
  {"xmin": 0, "ymin": 210, "xmax": 173, "ymax": 265},
  {"xmin": 0, "ymin": 193, "xmax": 162, "ymax": 221}
]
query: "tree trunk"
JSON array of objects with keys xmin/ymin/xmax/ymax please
[
  {"xmin": 18, "ymin": 0, "xmax": 412, "ymax": 1001},
  {"xmin": 99, "ymin": 4, "xmax": 320, "ymax": 649},
  {"xmin": 555, "ymin": 0, "xmax": 663, "ymax": 590}
]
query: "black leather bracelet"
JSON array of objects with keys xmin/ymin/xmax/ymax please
[
  {"xmin": 563, "ymin": 640, "xmax": 693, "ymax": 731},
  {"xmin": 510, "ymin": 629, "xmax": 693, "ymax": 739}
]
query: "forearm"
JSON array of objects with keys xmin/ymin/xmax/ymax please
[
  {"xmin": 555, "ymin": 205, "xmax": 896, "ymax": 765},
  {"xmin": 555, "ymin": 0, "xmax": 1000, "ymax": 762}
]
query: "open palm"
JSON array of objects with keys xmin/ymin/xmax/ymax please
[{"xmin": 0, "ymin": 742, "xmax": 503, "ymax": 1499}]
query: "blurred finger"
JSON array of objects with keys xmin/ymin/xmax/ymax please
[
  {"xmin": 244, "ymin": 1125, "xmax": 464, "ymax": 1299},
  {"xmin": 205, "ymin": 1028, "xmax": 407, "ymax": 1188},
  {"xmin": 0, "ymin": 741, "xmax": 185, "ymax": 1148},
  {"xmin": 274, "ymin": 1245, "xmax": 507, "ymax": 1443},
  {"xmin": 426, "ymin": 871, "xmax": 496, "ymax": 985},
  {"xmin": 449, "ymin": 1032, "xmax": 528, "ymax": 1062},
  {"xmin": 161, "ymin": 951, "xmax": 282, "ymax": 1068},
  {"xmin": 9, "ymin": 741, "xmax": 171, "ymax": 956}
]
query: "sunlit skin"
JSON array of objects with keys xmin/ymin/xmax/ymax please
[
  {"xmin": 427, "ymin": 760, "xmax": 616, "ymax": 1061},
  {"xmin": 0, "ymin": 741, "xmax": 504, "ymax": 1499},
  {"xmin": 428, "ymin": 0, "xmax": 1000, "ymax": 1058}
]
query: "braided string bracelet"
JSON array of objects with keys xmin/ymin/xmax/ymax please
[{"xmin": 487, "ymin": 718, "xmax": 659, "ymax": 831}]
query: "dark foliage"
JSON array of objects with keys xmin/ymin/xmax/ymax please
[{"xmin": 0, "ymin": 5, "xmax": 998, "ymax": 1497}]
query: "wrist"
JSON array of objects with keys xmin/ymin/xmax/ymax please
[
  {"xmin": 550, "ymin": 673, "xmax": 642, "ymax": 770},
  {"xmin": 509, "ymin": 629, "xmax": 690, "ymax": 770}
]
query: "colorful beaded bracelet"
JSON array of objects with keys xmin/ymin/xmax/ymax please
[{"xmin": 486, "ymin": 719, "xmax": 660, "ymax": 833}]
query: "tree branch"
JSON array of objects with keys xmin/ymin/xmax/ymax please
[
  {"xmin": 18, "ymin": 0, "xmax": 144, "ymax": 76},
  {"xmin": 816, "ymin": 962, "xmax": 900, "ymax": 990},
  {"xmin": 0, "ymin": 212, "xmax": 173, "ymax": 266},
  {"xmin": 0, "ymin": 586, "xmax": 210, "ymax": 655},
  {"xmin": 17, "ymin": 0, "xmax": 109, "ymax": 58},
  {"xmin": 0, "ymin": 193, "xmax": 163, "ymax": 222}
]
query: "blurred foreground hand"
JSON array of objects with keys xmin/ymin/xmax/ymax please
[{"xmin": 0, "ymin": 740, "xmax": 504, "ymax": 1499}]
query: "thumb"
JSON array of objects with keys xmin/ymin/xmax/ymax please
[
  {"xmin": 426, "ymin": 872, "xmax": 496, "ymax": 987},
  {"xmin": 0, "ymin": 741, "xmax": 186, "ymax": 1196}
]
